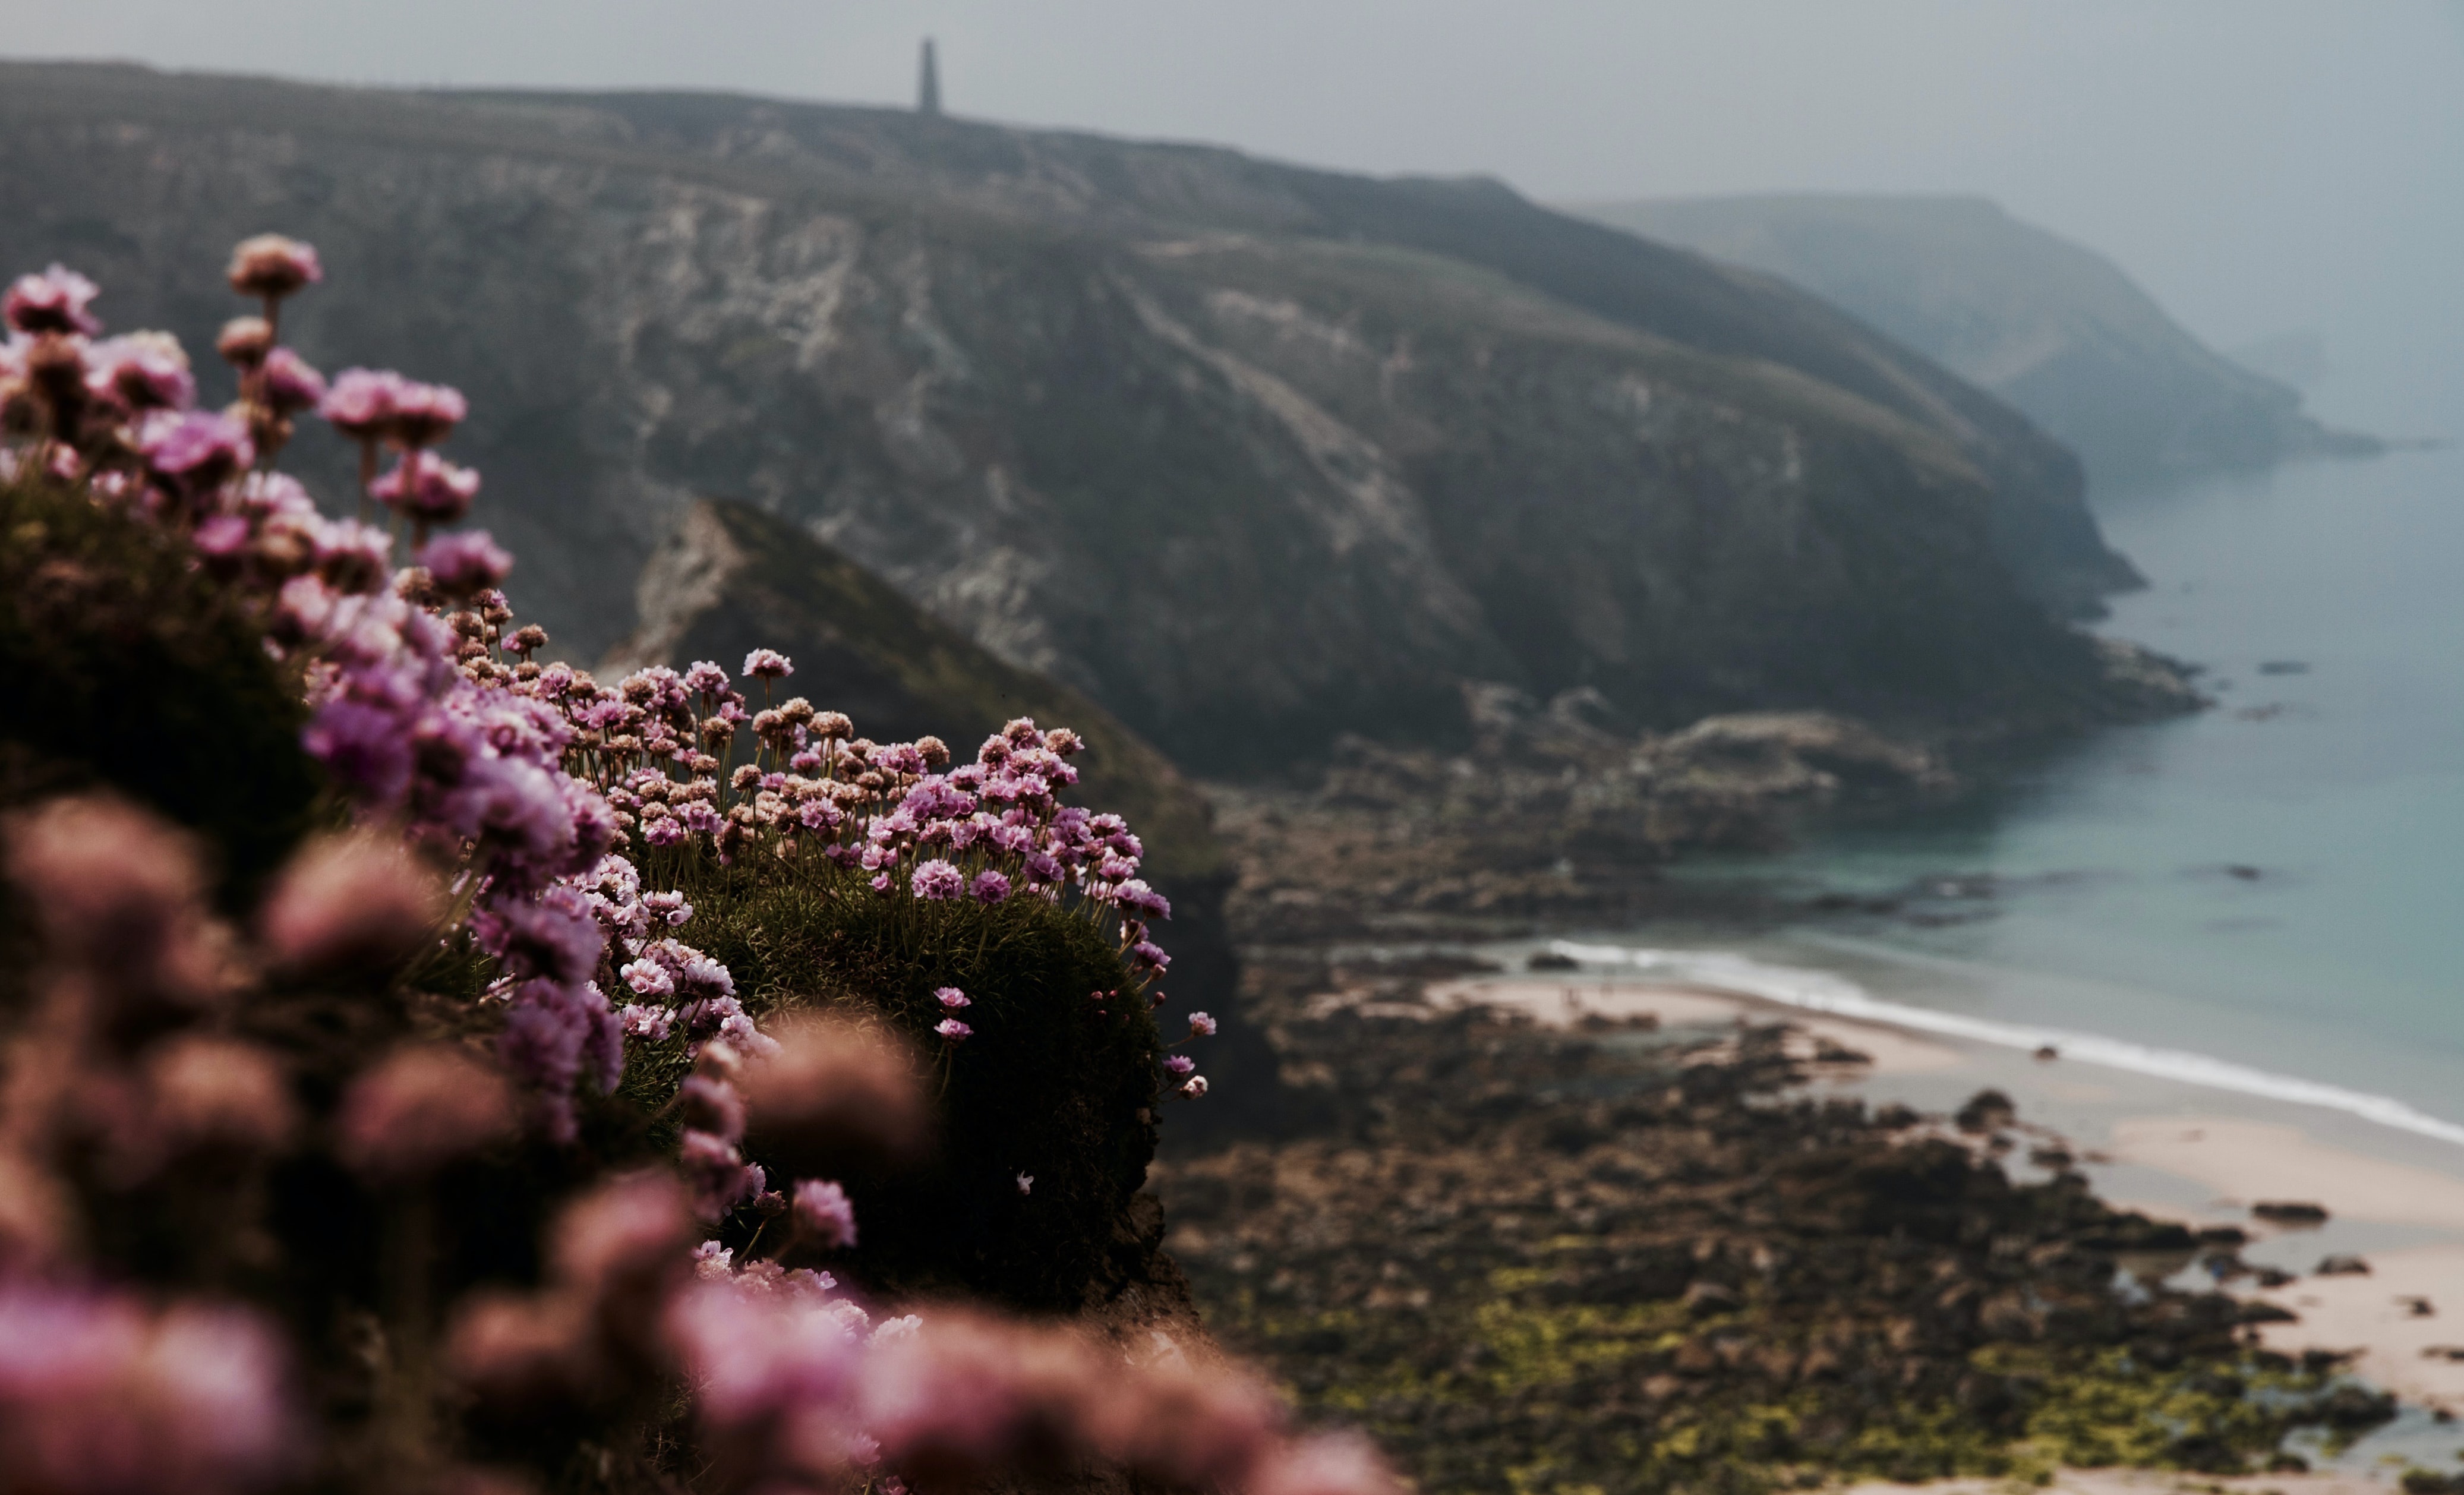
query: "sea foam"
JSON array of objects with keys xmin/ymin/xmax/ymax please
[{"xmin": 1547, "ymin": 939, "xmax": 2464, "ymax": 1149}]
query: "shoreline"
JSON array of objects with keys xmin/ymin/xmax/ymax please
[{"xmin": 1406, "ymin": 970, "xmax": 2464, "ymax": 1427}]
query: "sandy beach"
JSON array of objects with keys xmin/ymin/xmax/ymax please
[{"xmin": 1415, "ymin": 975, "xmax": 1970, "ymax": 1074}]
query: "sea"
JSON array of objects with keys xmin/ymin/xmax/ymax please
[{"xmin": 1556, "ymin": 433, "xmax": 2464, "ymax": 1164}]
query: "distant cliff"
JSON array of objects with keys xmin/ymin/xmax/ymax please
[
  {"xmin": 1582, "ymin": 194, "xmax": 2379, "ymax": 493},
  {"xmin": 0, "ymin": 64, "xmax": 2162, "ymax": 769}
]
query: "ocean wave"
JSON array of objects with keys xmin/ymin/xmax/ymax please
[{"xmin": 1546, "ymin": 939, "xmax": 2464, "ymax": 1149}]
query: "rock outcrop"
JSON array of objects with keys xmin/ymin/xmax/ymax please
[
  {"xmin": 1585, "ymin": 194, "xmax": 2381, "ymax": 492},
  {"xmin": 0, "ymin": 64, "xmax": 2159, "ymax": 768}
]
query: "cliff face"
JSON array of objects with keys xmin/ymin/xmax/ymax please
[
  {"xmin": 1583, "ymin": 194, "xmax": 2380, "ymax": 493},
  {"xmin": 1, "ymin": 64, "xmax": 2150, "ymax": 769}
]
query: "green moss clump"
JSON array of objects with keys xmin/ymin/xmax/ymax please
[
  {"xmin": 624, "ymin": 848, "xmax": 1163, "ymax": 1310},
  {"xmin": 0, "ymin": 474, "xmax": 324, "ymax": 899}
]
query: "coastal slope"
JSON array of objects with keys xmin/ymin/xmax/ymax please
[
  {"xmin": 0, "ymin": 63, "xmax": 2156, "ymax": 765},
  {"xmin": 1583, "ymin": 194, "xmax": 2378, "ymax": 491}
]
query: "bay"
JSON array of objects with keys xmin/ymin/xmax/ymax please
[{"xmin": 1667, "ymin": 441, "xmax": 2464, "ymax": 1133}]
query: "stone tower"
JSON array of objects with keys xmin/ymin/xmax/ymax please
[{"xmin": 917, "ymin": 38, "xmax": 941, "ymax": 116}]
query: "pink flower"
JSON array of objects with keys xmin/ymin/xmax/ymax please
[
  {"xmin": 3, "ymin": 263, "xmax": 101, "ymax": 335},
  {"xmin": 1113, "ymin": 879, "xmax": 1171, "ymax": 920},
  {"xmin": 678, "ymin": 1075, "xmax": 747, "ymax": 1145},
  {"xmin": 910, "ymin": 860, "xmax": 964, "ymax": 901},
  {"xmin": 682, "ymin": 660, "xmax": 732, "ymax": 696},
  {"xmin": 742, "ymin": 648, "xmax": 793, "ymax": 680},
  {"xmin": 417, "ymin": 529, "xmax": 513, "ymax": 597},
  {"xmin": 619, "ymin": 1002, "xmax": 674, "ymax": 1042},
  {"xmin": 225, "ymin": 234, "xmax": 322, "ymax": 299},
  {"xmin": 371, "ymin": 450, "xmax": 480, "ymax": 524},
  {"xmin": 1180, "ymin": 1075, "xmax": 1209, "ymax": 1099},
  {"xmin": 216, "ymin": 317, "xmax": 273, "ymax": 368},
  {"xmin": 317, "ymin": 367, "xmax": 403, "ymax": 439},
  {"xmin": 138, "ymin": 409, "xmax": 254, "ymax": 490},
  {"xmin": 1165, "ymin": 1055, "xmax": 1195, "ymax": 1077},
  {"xmin": 1015, "ymin": 1173, "xmax": 1033, "ymax": 1195},
  {"xmin": 968, "ymin": 870, "xmax": 1011, "ymax": 905},
  {"xmin": 335, "ymin": 1045, "xmax": 517, "ymax": 1182},
  {"xmin": 1130, "ymin": 941, "xmax": 1169, "ymax": 972},
  {"xmin": 620, "ymin": 959, "xmax": 676, "ymax": 999},
  {"xmin": 85, "ymin": 332, "xmax": 194, "ymax": 411},
  {"xmin": 0, "ymin": 1284, "xmax": 299, "ymax": 1495},
  {"xmin": 117, "ymin": 1037, "xmax": 298, "ymax": 1181},
  {"xmin": 934, "ymin": 1018, "xmax": 971, "ymax": 1043},
  {"xmin": 680, "ymin": 1129, "xmax": 764, "ymax": 1220},
  {"xmin": 255, "ymin": 829, "xmax": 446, "ymax": 975},
  {"xmin": 386, "ymin": 379, "xmax": 466, "ymax": 447},
  {"xmin": 935, "ymin": 987, "xmax": 969, "ymax": 1011},
  {"xmin": 1188, "ymin": 1013, "xmax": 1216, "ymax": 1037},
  {"xmin": 791, "ymin": 1179, "xmax": 858, "ymax": 1250},
  {"xmin": 255, "ymin": 346, "xmax": 327, "ymax": 414},
  {"xmin": 0, "ymin": 794, "xmax": 222, "ymax": 1006}
]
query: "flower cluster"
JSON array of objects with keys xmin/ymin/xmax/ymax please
[
  {"xmin": 4, "ymin": 243, "xmax": 644, "ymax": 1141},
  {"xmin": 0, "ymin": 241, "xmax": 1287, "ymax": 1495}
]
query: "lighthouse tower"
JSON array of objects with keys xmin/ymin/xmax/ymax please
[{"xmin": 917, "ymin": 39, "xmax": 942, "ymax": 116}]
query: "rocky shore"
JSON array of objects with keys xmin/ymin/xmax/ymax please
[{"xmin": 1153, "ymin": 947, "xmax": 2394, "ymax": 1494}]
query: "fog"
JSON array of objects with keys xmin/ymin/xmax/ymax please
[{"xmin": 14, "ymin": 1, "xmax": 2459, "ymax": 428}]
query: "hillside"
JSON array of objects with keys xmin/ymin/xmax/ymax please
[
  {"xmin": 0, "ymin": 63, "xmax": 2159, "ymax": 768},
  {"xmin": 1582, "ymin": 194, "xmax": 2380, "ymax": 491}
]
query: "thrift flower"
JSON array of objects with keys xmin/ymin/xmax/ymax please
[
  {"xmin": 225, "ymin": 234, "xmax": 322, "ymax": 299},
  {"xmin": 139, "ymin": 409, "xmax": 254, "ymax": 490},
  {"xmin": 910, "ymin": 859, "xmax": 964, "ymax": 901},
  {"xmin": 256, "ymin": 829, "xmax": 446, "ymax": 974},
  {"xmin": 1188, "ymin": 1013, "xmax": 1217, "ymax": 1037},
  {"xmin": 935, "ymin": 1018, "xmax": 971, "ymax": 1043},
  {"xmin": 256, "ymin": 347, "xmax": 327, "ymax": 413},
  {"xmin": 742, "ymin": 648, "xmax": 793, "ymax": 680},
  {"xmin": 418, "ymin": 529, "xmax": 514, "ymax": 597},
  {"xmin": 317, "ymin": 367, "xmax": 402, "ymax": 439},
  {"xmin": 2, "ymin": 263, "xmax": 100, "ymax": 335},
  {"xmin": 386, "ymin": 379, "xmax": 467, "ymax": 447},
  {"xmin": 371, "ymin": 450, "xmax": 480, "ymax": 524},
  {"xmin": 935, "ymin": 987, "xmax": 970, "ymax": 1011},
  {"xmin": 791, "ymin": 1179, "xmax": 859, "ymax": 1250},
  {"xmin": 216, "ymin": 316, "xmax": 273, "ymax": 368},
  {"xmin": 335, "ymin": 1045, "xmax": 518, "ymax": 1182}
]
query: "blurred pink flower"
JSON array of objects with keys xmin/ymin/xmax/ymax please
[
  {"xmin": 225, "ymin": 235, "xmax": 321, "ymax": 300},
  {"xmin": 334, "ymin": 1045, "xmax": 516, "ymax": 1182},
  {"xmin": 791, "ymin": 1179, "xmax": 858, "ymax": 1250},
  {"xmin": 3, "ymin": 264, "xmax": 100, "ymax": 335},
  {"xmin": 0, "ymin": 1283, "xmax": 298, "ymax": 1495},
  {"xmin": 256, "ymin": 829, "xmax": 446, "ymax": 976},
  {"xmin": 255, "ymin": 347, "xmax": 326, "ymax": 414},
  {"xmin": 371, "ymin": 450, "xmax": 479, "ymax": 525},
  {"xmin": 417, "ymin": 529, "xmax": 513, "ymax": 598}
]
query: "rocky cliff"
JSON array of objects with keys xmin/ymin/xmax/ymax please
[
  {"xmin": 1583, "ymin": 194, "xmax": 2380, "ymax": 492},
  {"xmin": 0, "ymin": 64, "xmax": 2155, "ymax": 769}
]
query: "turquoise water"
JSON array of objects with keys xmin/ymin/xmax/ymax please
[{"xmin": 1670, "ymin": 441, "xmax": 2464, "ymax": 1133}]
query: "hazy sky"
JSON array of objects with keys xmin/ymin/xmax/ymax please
[{"xmin": 14, "ymin": 2, "xmax": 2460, "ymax": 427}]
